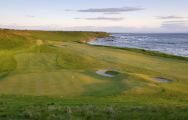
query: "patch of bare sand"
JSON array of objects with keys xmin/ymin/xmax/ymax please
[
  {"xmin": 153, "ymin": 77, "xmax": 172, "ymax": 83},
  {"xmin": 96, "ymin": 69, "xmax": 120, "ymax": 77},
  {"xmin": 36, "ymin": 40, "xmax": 43, "ymax": 46}
]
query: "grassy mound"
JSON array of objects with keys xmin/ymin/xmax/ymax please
[{"xmin": 0, "ymin": 30, "xmax": 31, "ymax": 50}]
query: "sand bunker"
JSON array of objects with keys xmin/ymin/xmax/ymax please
[
  {"xmin": 36, "ymin": 40, "xmax": 43, "ymax": 46},
  {"xmin": 60, "ymin": 44, "xmax": 67, "ymax": 47},
  {"xmin": 153, "ymin": 77, "xmax": 172, "ymax": 83},
  {"xmin": 96, "ymin": 69, "xmax": 120, "ymax": 77},
  {"xmin": 52, "ymin": 44, "xmax": 67, "ymax": 48}
]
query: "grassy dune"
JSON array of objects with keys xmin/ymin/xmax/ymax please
[{"xmin": 0, "ymin": 29, "xmax": 188, "ymax": 119}]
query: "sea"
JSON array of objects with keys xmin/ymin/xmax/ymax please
[{"xmin": 89, "ymin": 33, "xmax": 188, "ymax": 57}]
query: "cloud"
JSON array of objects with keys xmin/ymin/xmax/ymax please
[
  {"xmin": 157, "ymin": 16, "xmax": 185, "ymax": 19},
  {"xmin": 26, "ymin": 15, "xmax": 36, "ymax": 18},
  {"xmin": 66, "ymin": 23, "xmax": 188, "ymax": 33},
  {"xmin": 77, "ymin": 6, "xmax": 144, "ymax": 13},
  {"xmin": 161, "ymin": 21, "xmax": 188, "ymax": 29},
  {"xmin": 75, "ymin": 17, "xmax": 124, "ymax": 21},
  {"xmin": 64, "ymin": 9, "xmax": 73, "ymax": 12},
  {"xmin": 163, "ymin": 20, "xmax": 188, "ymax": 23},
  {"xmin": 103, "ymin": 12, "xmax": 121, "ymax": 15},
  {"xmin": 2, "ymin": 20, "xmax": 188, "ymax": 33},
  {"xmin": 1, "ymin": 24, "xmax": 188, "ymax": 33}
]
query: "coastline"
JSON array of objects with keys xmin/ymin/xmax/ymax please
[
  {"xmin": 80, "ymin": 37, "xmax": 97, "ymax": 43},
  {"xmin": 80, "ymin": 32, "xmax": 110, "ymax": 43},
  {"xmin": 87, "ymin": 38, "xmax": 188, "ymax": 61}
]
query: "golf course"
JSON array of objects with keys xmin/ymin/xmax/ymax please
[{"xmin": 0, "ymin": 29, "xmax": 188, "ymax": 120}]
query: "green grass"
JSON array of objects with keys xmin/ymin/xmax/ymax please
[
  {"xmin": 91, "ymin": 44, "xmax": 188, "ymax": 61},
  {"xmin": 0, "ymin": 95, "xmax": 188, "ymax": 120},
  {"xmin": 0, "ymin": 29, "xmax": 188, "ymax": 119}
]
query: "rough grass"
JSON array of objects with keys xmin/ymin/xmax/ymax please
[
  {"xmin": 0, "ymin": 29, "xmax": 188, "ymax": 119},
  {"xmin": 91, "ymin": 44, "xmax": 188, "ymax": 61},
  {"xmin": 0, "ymin": 95, "xmax": 187, "ymax": 120},
  {"xmin": 0, "ymin": 30, "xmax": 32, "ymax": 50}
]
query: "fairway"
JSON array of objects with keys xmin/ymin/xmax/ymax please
[{"xmin": 0, "ymin": 29, "xmax": 188, "ymax": 119}]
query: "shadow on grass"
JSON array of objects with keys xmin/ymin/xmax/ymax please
[{"xmin": 0, "ymin": 72, "xmax": 10, "ymax": 81}]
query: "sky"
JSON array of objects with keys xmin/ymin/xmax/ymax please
[{"xmin": 0, "ymin": 0, "xmax": 188, "ymax": 33}]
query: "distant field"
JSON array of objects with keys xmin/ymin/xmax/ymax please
[{"xmin": 0, "ymin": 29, "xmax": 188, "ymax": 120}]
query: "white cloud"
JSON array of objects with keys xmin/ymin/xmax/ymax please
[
  {"xmin": 77, "ymin": 6, "xmax": 144, "ymax": 13},
  {"xmin": 157, "ymin": 16, "xmax": 185, "ymax": 19},
  {"xmin": 75, "ymin": 17, "xmax": 124, "ymax": 21},
  {"xmin": 1, "ymin": 20, "xmax": 188, "ymax": 33}
]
